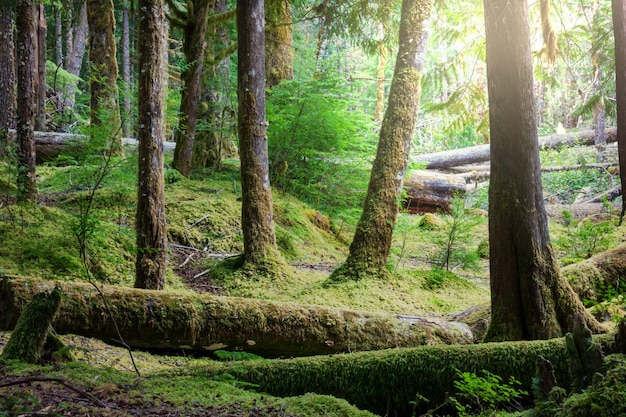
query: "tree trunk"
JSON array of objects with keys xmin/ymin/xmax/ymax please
[
  {"xmin": 0, "ymin": 278, "xmax": 473, "ymax": 358},
  {"xmin": 1, "ymin": 289, "xmax": 62, "ymax": 364},
  {"xmin": 403, "ymin": 170, "xmax": 467, "ymax": 214},
  {"xmin": 612, "ymin": 0, "xmax": 626, "ymax": 223},
  {"xmin": 265, "ymin": 0, "xmax": 293, "ymax": 89},
  {"xmin": 374, "ymin": 21, "xmax": 386, "ymax": 123},
  {"xmin": 121, "ymin": 1, "xmax": 132, "ymax": 138},
  {"xmin": 328, "ymin": 0, "xmax": 434, "ymax": 282},
  {"xmin": 172, "ymin": 0, "xmax": 212, "ymax": 177},
  {"xmin": 135, "ymin": 0, "xmax": 167, "ymax": 290},
  {"xmin": 0, "ymin": 4, "xmax": 16, "ymax": 157},
  {"xmin": 16, "ymin": 0, "xmax": 37, "ymax": 203},
  {"xmin": 55, "ymin": 7, "xmax": 63, "ymax": 67},
  {"xmin": 35, "ymin": 3, "xmax": 46, "ymax": 132},
  {"xmin": 237, "ymin": 0, "xmax": 278, "ymax": 264},
  {"xmin": 86, "ymin": 0, "xmax": 122, "ymax": 150},
  {"xmin": 411, "ymin": 128, "xmax": 617, "ymax": 170},
  {"xmin": 483, "ymin": 0, "xmax": 602, "ymax": 342}
]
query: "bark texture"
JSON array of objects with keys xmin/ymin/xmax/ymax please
[
  {"xmin": 612, "ymin": 0, "xmax": 626, "ymax": 222},
  {"xmin": 238, "ymin": 0, "xmax": 277, "ymax": 264},
  {"xmin": 135, "ymin": 0, "xmax": 168, "ymax": 290},
  {"xmin": 265, "ymin": 0, "xmax": 293, "ymax": 88},
  {"xmin": 121, "ymin": 2, "xmax": 132, "ymax": 137},
  {"xmin": 172, "ymin": 0, "xmax": 212, "ymax": 177},
  {"xmin": 483, "ymin": 0, "xmax": 602, "ymax": 342},
  {"xmin": 0, "ymin": 278, "xmax": 473, "ymax": 358},
  {"xmin": 16, "ymin": 0, "xmax": 37, "ymax": 202},
  {"xmin": 86, "ymin": 0, "xmax": 122, "ymax": 149},
  {"xmin": 329, "ymin": 0, "xmax": 433, "ymax": 281},
  {"xmin": 0, "ymin": 4, "xmax": 16, "ymax": 156}
]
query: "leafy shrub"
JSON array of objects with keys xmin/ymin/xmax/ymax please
[{"xmin": 553, "ymin": 210, "xmax": 615, "ymax": 264}]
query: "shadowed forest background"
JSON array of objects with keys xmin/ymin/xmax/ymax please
[{"xmin": 2, "ymin": 0, "xmax": 626, "ymax": 416}]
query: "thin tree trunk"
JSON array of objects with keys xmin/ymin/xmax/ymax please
[
  {"xmin": 61, "ymin": 1, "xmax": 88, "ymax": 123},
  {"xmin": 328, "ymin": 0, "xmax": 434, "ymax": 281},
  {"xmin": 55, "ymin": 7, "xmax": 62, "ymax": 66},
  {"xmin": 135, "ymin": 0, "xmax": 167, "ymax": 290},
  {"xmin": 238, "ymin": 0, "xmax": 277, "ymax": 264},
  {"xmin": 86, "ymin": 0, "xmax": 122, "ymax": 150},
  {"xmin": 172, "ymin": 0, "xmax": 212, "ymax": 177},
  {"xmin": 16, "ymin": 0, "xmax": 37, "ymax": 202},
  {"xmin": 483, "ymin": 0, "xmax": 602, "ymax": 342},
  {"xmin": 121, "ymin": 1, "xmax": 132, "ymax": 137},
  {"xmin": 612, "ymin": 0, "xmax": 626, "ymax": 224},
  {"xmin": 374, "ymin": 21, "xmax": 386, "ymax": 123},
  {"xmin": 35, "ymin": 3, "xmax": 47, "ymax": 131},
  {"xmin": 265, "ymin": 0, "xmax": 293, "ymax": 89},
  {"xmin": 0, "ymin": 5, "xmax": 16, "ymax": 156}
]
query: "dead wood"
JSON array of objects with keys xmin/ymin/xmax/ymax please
[
  {"xmin": 403, "ymin": 170, "xmax": 467, "ymax": 213},
  {"xmin": 0, "ymin": 277, "xmax": 473, "ymax": 358},
  {"xmin": 544, "ymin": 202, "xmax": 620, "ymax": 220},
  {"xmin": 0, "ymin": 376, "xmax": 108, "ymax": 408},
  {"xmin": 411, "ymin": 128, "xmax": 617, "ymax": 169}
]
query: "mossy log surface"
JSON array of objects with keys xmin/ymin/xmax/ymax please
[
  {"xmin": 208, "ymin": 336, "xmax": 615, "ymax": 417},
  {"xmin": 0, "ymin": 277, "xmax": 472, "ymax": 357},
  {"xmin": 1, "ymin": 288, "xmax": 62, "ymax": 363}
]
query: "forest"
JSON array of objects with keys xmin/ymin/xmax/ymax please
[{"xmin": 2, "ymin": 0, "xmax": 626, "ymax": 415}]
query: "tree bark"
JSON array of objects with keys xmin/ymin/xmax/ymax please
[
  {"xmin": 0, "ymin": 4, "xmax": 16, "ymax": 157},
  {"xmin": 0, "ymin": 278, "xmax": 473, "ymax": 358},
  {"xmin": 135, "ymin": 0, "xmax": 168, "ymax": 290},
  {"xmin": 483, "ymin": 0, "xmax": 602, "ymax": 342},
  {"xmin": 86, "ymin": 0, "xmax": 122, "ymax": 150},
  {"xmin": 121, "ymin": 1, "xmax": 132, "ymax": 138},
  {"xmin": 237, "ymin": 0, "xmax": 278, "ymax": 264},
  {"xmin": 35, "ymin": 3, "xmax": 47, "ymax": 132},
  {"xmin": 1, "ymin": 288, "xmax": 62, "ymax": 364},
  {"xmin": 265, "ymin": 0, "xmax": 293, "ymax": 89},
  {"xmin": 329, "ymin": 0, "xmax": 434, "ymax": 281},
  {"xmin": 612, "ymin": 0, "xmax": 626, "ymax": 223},
  {"xmin": 16, "ymin": 0, "xmax": 37, "ymax": 203},
  {"xmin": 411, "ymin": 128, "xmax": 617, "ymax": 170},
  {"xmin": 172, "ymin": 0, "xmax": 212, "ymax": 177},
  {"xmin": 403, "ymin": 170, "xmax": 467, "ymax": 213},
  {"xmin": 374, "ymin": 21, "xmax": 387, "ymax": 123}
]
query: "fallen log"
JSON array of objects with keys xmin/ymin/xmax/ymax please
[
  {"xmin": 544, "ymin": 202, "xmax": 620, "ymax": 220},
  {"xmin": 0, "ymin": 277, "xmax": 473, "ymax": 358},
  {"xmin": 6, "ymin": 129, "xmax": 176, "ymax": 163},
  {"xmin": 207, "ymin": 333, "xmax": 616, "ymax": 417},
  {"xmin": 411, "ymin": 128, "xmax": 617, "ymax": 169},
  {"xmin": 403, "ymin": 170, "xmax": 467, "ymax": 213}
]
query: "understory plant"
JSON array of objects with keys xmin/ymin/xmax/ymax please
[{"xmin": 553, "ymin": 209, "xmax": 615, "ymax": 265}]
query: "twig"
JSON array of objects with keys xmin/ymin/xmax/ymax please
[
  {"xmin": 186, "ymin": 214, "xmax": 211, "ymax": 230},
  {"xmin": 0, "ymin": 376, "xmax": 108, "ymax": 408},
  {"xmin": 193, "ymin": 268, "xmax": 213, "ymax": 279},
  {"xmin": 168, "ymin": 243, "xmax": 200, "ymax": 251},
  {"xmin": 179, "ymin": 252, "xmax": 195, "ymax": 267}
]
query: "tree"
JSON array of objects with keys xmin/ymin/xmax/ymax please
[
  {"xmin": 86, "ymin": 0, "xmax": 122, "ymax": 150},
  {"xmin": 135, "ymin": 0, "xmax": 167, "ymax": 290},
  {"xmin": 121, "ymin": 0, "xmax": 132, "ymax": 137},
  {"xmin": 237, "ymin": 0, "xmax": 278, "ymax": 264},
  {"xmin": 170, "ymin": 0, "xmax": 213, "ymax": 177},
  {"xmin": 0, "ymin": 2, "xmax": 16, "ymax": 157},
  {"xmin": 482, "ymin": 0, "xmax": 603, "ymax": 342},
  {"xmin": 265, "ymin": 0, "xmax": 293, "ymax": 89},
  {"xmin": 35, "ymin": 3, "xmax": 46, "ymax": 131},
  {"xmin": 16, "ymin": 0, "xmax": 37, "ymax": 203},
  {"xmin": 327, "ymin": 0, "xmax": 434, "ymax": 282},
  {"xmin": 612, "ymin": 0, "xmax": 626, "ymax": 224}
]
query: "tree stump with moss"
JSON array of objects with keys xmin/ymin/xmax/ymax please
[{"xmin": 1, "ymin": 288, "xmax": 62, "ymax": 363}]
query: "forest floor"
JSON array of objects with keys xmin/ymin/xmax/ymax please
[{"xmin": 1, "ymin": 144, "xmax": 624, "ymax": 416}]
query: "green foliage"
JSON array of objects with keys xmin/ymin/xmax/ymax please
[
  {"xmin": 422, "ymin": 269, "xmax": 470, "ymax": 290},
  {"xmin": 450, "ymin": 369, "xmax": 527, "ymax": 416},
  {"xmin": 213, "ymin": 350, "xmax": 266, "ymax": 362},
  {"xmin": 266, "ymin": 67, "xmax": 377, "ymax": 215},
  {"xmin": 553, "ymin": 210, "xmax": 615, "ymax": 264},
  {"xmin": 430, "ymin": 195, "xmax": 482, "ymax": 272}
]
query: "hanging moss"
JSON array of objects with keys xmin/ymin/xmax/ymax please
[{"xmin": 1, "ymin": 288, "xmax": 62, "ymax": 363}]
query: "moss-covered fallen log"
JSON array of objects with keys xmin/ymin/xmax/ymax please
[
  {"xmin": 0, "ymin": 277, "xmax": 472, "ymax": 357},
  {"xmin": 562, "ymin": 244, "xmax": 626, "ymax": 302},
  {"xmin": 208, "ymin": 337, "xmax": 614, "ymax": 416}
]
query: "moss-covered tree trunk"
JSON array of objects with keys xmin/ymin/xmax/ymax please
[
  {"xmin": 135, "ymin": 0, "xmax": 167, "ymax": 290},
  {"xmin": 2, "ymin": 289, "xmax": 62, "ymax": 364},
  {"xmin": 0, "ymin": 4, "xmax": 16, "ymax": 157},
  {"xmin": 328, "ymin": 0, "xmax": 433, "ymax": 282},
  {"xmin": 483, "ymin": 0, "xmax": 603, "ymax": 342},
  {"xmin": 374, "ymin": 21, "xmax": 387, "ymax": 123},
  {"xmin": 265, "ymin": 0, "xmax": 293, "ymax": 89},
  {"xmin": 171, "ymin": 0, "xmax": 212, "ymax": 177},
  {"xmin": 612, "ymin": 0, "xmax": 626, "ymax": 223},
  {"xmin": 237, "ymin": 0, "xmax": 277, "ymax": 264},
  {"xmin": 121, "ymin": 1, "xmax": 132, "ymax": 138},
  {"xmin": 86, "ymin": 0, "xmax": 122, "ymax": 151},
  {"xmin": 16, "ymin": 0, "xmax": 37, "ymax": 203}
]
